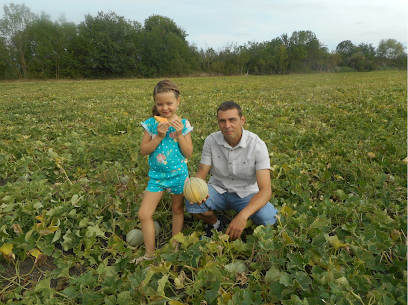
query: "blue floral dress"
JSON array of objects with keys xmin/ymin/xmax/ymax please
[{"xmin": 141, "ymin": 117, "xmax": 193, "ymax": 193}]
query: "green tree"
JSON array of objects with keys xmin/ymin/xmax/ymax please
[
  {"xmin": 0, "ymin": 35, "xmax": 14, "ymax": 78},
  {"xmin": 377, "ymin": 39, "xmax": 406, "ymax": 59},
  {"xmin": 139, "ymin": 15, "xmax": 194, "ymax": 77},
  {"xmin": 0, "ymin": 3, "xmax": 37, "ymax": 78},
  {"xmin": 53, "ymin": 18, "xmax": 80, "ymax": 79},
  {"xmin": 287, "ymin": 31, "xmax": 309, "ymax": 71},
  {"xmin": 77, "ymin": 11, "xmax": 141, "ymax": 78},
  {"xmin": 336, "ymin": 40, "xmax": 356, "ymax": 57},
  {"xmin": 335, "ymin": 40, "xmax": 359, "ymax": 70},
  {"xmin": 285, "ymin": 31, "xmax": 327, "ymax": 72},
  {"xmin": 25, "ymin": 13, "xmax": 57, "ymax": 78},
  {"xmin": 276, "ymin": 43, "xmax": 288, "ymax": 74},
  {"xmin": 357, "ymin": 42, "xmax": 378, "ymax": 71},
  {"xmin": 200, "ymin": 45, "xmax": 217, "ymax": 72}
]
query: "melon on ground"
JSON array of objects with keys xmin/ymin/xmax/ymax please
[{"xmin": 126, "ymin": 221, "xmax": 161, "ymax": 247}]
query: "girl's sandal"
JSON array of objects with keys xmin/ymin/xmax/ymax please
[{"xmin": 131, "ymin": 254, "xmax": 156, "ymax": 265}]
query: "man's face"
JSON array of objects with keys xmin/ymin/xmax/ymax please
[{"xmin": 217, "ymin": 108, "xmax": 245, "ymax": 146}]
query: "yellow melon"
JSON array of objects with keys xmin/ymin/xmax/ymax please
[
  {"xmin": 183, "ymin": 177, "xmax": 208, "ymax": 203},
  {"xmin": 154, "ymin": 116, "xmax": 168, "ymax": 123}
]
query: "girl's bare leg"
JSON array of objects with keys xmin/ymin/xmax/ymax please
[
  {"xmin": 171, "ymin": 194, "xmax": 184, "ymax": 240},
  {"xmin": 138, "ymin": 191, "xmax": 163, "ymax": 256}
]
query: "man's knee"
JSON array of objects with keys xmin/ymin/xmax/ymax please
[{"xmin": 250, "ymin": 204, "xmax": 278, "ymax": 226}]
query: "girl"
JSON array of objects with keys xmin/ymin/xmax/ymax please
[{"xmin": 137, "ymin": 80, "xmax": 193, "ymax": 262}]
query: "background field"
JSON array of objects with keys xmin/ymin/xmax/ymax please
[{"xmin": 0, "ymin": 71, "xmax": 407, "ymax": 304}]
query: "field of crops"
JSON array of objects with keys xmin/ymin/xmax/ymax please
[{"xmin": 0, "ymin": 71, "xmax": 407, "ymax": 304}]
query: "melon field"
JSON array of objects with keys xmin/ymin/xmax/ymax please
[{"xmin": 0, "ymin": 71, "xmax": 407, "ymax": 304}]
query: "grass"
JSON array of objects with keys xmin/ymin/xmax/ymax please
[{"xmin": 0, "ymin": 71, "xmax": 406, "ymax": 304}]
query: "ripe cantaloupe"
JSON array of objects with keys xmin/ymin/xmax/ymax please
[
  {"xmin": 126, "ymin": 221, "xmax": 161, "ymax": 247},
  {"xmin": 154, "ymin": 116, "xmax": 168, "ymax": 123},
  {"xmin": 183, "ymin": 177, "xmax": 208, "ymax": 203}
]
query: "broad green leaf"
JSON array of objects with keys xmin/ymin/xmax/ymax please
[
  {"xmin": 97, "ymin": 264, "xmax": 117, "ymax": 278},
  {"xmin": 86, "ymin": 224, "xmax": 105, "ymax": 238},
  {"xmin": 279, "ymin": 272, "xmax": 293, "ymax": 287},
  {"xmin": 335, "ymin": 276, "xmax": 350, "ymax": 289},
  {"xmin": 157, "ymin": 274, "xmax": 169, "ymax": 296},
  {"xmin": 294, "ymin": 271, "xmax": 312, "ymax": 290},
  {"xmin": 25, "ymin": 229, "xmax": 34, "ymax": 242},
  {"xmin": 265, "ymin": 266, "xmax": 280, "ymax": 283},
  {"xmin": 149, "ymin": 262, "xmax": 172, "ymax": 273},
  {"xmin": 62, "ymin": 286, "xmax": 79, "ymax": 298},
  {"xmin": 57, "ymin": 267, "xmax": 70, "ymax": 278},
  {"xmin": 70, "ymin": 194, "xmax": 79, "ymax": 205},
  {"xmin": 324, "ymin": 234, "xmax": 349, "ymax": 250},
  {"xmin": 224, "ymin": 260, "xmax": 248, "ymax": 273},
  {"xmin": 280, "ymin": 203, "xmax": 296, "ymax": 218},
  {"xmin": 117, "ymin": 291, "xmax": 132, "ymax": 305},
  {"xmin": 34, "ymin": 277, "xmax": 50, "ymax": 292},
  {"xmin": 48, "ymin": 148, "xmax": 59, "ymax": 159},
  {"xmin": 51, "ymin": 229, "xmax": 61, "ymax": 243},
  {"xmin": 79, "ymin": 217, "xmax": 89, "ymax": 228},
  {"xmin": 142, "ymin": 270, "xmax": 156, "ymax": 286},
  {"xmin": 282, "ymin": 231, "xmax": 295, "ymax": 245},
  {"xmin": 374, "ymin": 210, "xmax": 394, "ymax": 223},
  {"xmin": 309, "ymin": 217, "xmax": 331, "ymax": 230},
  {"xmin": 173, "ymin": 231, "xmax": 200, "ymax": 248},
  {"xmin": 205, "ymin": 281, "xmax": 221, "ymax": 304},
  {"xmin": 335, "ymin": 189, "xmax": 347, "ymax": 201},
  {"xmin": 382, "ymin": 296, "xmax": 397, "ymax": 305},
  {"xmin": 104, "ymin": 296, "xmax": 116, "ymax": 305}
]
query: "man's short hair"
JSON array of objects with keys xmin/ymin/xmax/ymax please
[{"xmin": 217, "ymin": 101, "xmax": 242, "ymax": 117}]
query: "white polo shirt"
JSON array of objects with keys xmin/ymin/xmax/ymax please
[{"xmin": 200, "ymin": 128, "xmax": 271, "ymax": 198}]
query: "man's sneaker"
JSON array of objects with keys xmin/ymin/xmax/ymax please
[{"xmin": 205, "ymin": 218, "xmax": 225, "ymax": 238}]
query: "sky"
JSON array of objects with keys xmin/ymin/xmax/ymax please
[{"xmin": 1, "ymin": 0, "xmax": 407, "ymax": 52}]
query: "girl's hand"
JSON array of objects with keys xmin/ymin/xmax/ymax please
[
  {"xmin": 171, "ymin": 118, "xmax": 183, "ymax": 135},
  {"xmin": 157, "ymin": 122, "xmax": 169, "ymax": 138}
]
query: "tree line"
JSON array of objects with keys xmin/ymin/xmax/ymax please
[{"xmin": 0, "ymin": 3, "xmax": 406, "ymax": 80}]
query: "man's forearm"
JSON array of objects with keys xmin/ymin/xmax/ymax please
[{"xmin": 238, "ymin": 188, "xmax": 271, "ymax": 220}]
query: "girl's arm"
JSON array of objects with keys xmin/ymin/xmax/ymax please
[
  {"xmin": 140, "ymin": 123, "xmax": 168, "ymax": 156},
  {"xmin": 177, "ymin": 132, "xmax": 193, "ymax": 158},
  {"xmin": 172, "ymin": 119, "xmax": 193, "ymax": 158}
]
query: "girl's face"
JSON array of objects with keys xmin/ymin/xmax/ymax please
[{"xmin": 154, "ymin": 91, "xmax": 180, "ymax": 119}]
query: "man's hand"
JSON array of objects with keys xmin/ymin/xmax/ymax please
[
  {"xmin": 192, "ymin": 194, "xmax": 209, "ymax": 205},
  {"xmin": 225, "ymin": 213, "xmax": 248, "ymax": 241}
]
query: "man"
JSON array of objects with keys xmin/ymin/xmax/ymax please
[{"xmin": 186, "ymin": 101, "xmax": 278, "ymax": 240}]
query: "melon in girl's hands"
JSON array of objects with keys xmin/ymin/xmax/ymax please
[
  {"xmin": 154, "ymin": 116, "xmax": 168, "ymax": 123},
  {"xmin": 183, "ymin": 177, "xmax": 208, "ymax": 204}
]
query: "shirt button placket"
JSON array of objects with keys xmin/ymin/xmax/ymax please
[{"xmin": 228, "ymin": 149, "xmax": 233, "ymax": 188}]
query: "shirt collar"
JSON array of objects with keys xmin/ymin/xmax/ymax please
[{"xmin": 216, "ymin": 128, "xmax": 247, "ymax": 149}]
